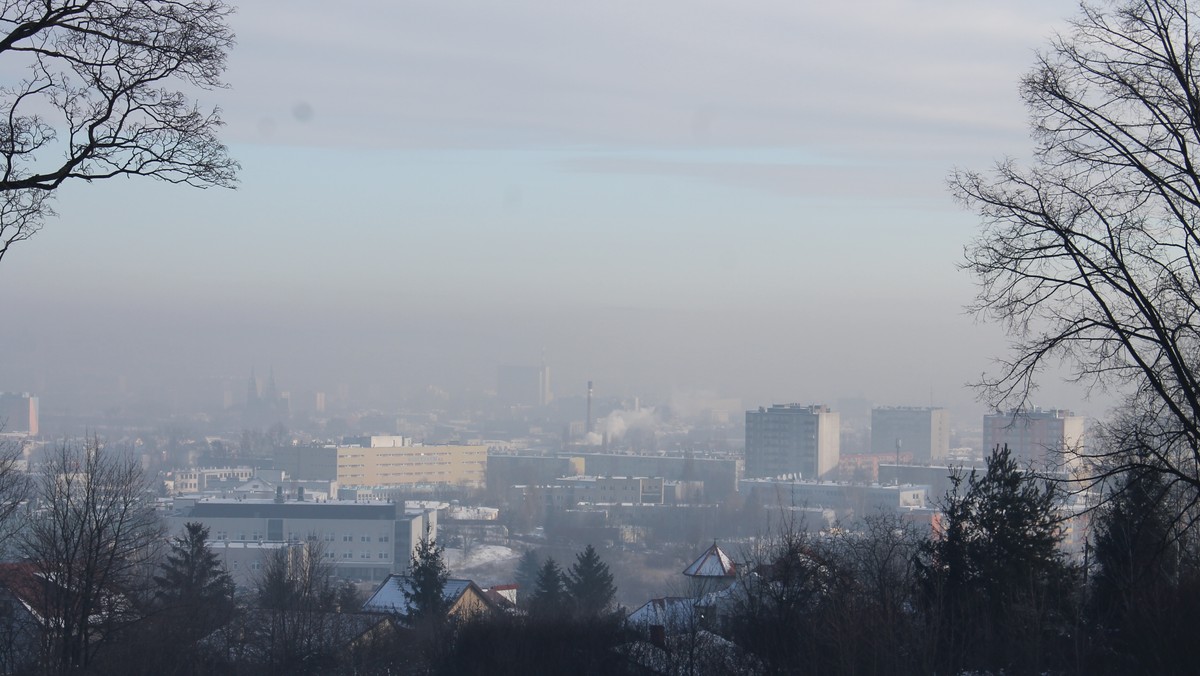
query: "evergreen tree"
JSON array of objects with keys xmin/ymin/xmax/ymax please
[
  {"xmin": 254, "ymin": 541, "xmax": 336, "ymax": 612},
  {"xmin": 529, "ymin": 558, "xmax": 568, "ymax": 617},
  {"xmin": 1088, "ymin": 469, "xmax": 1200, "ymax": 673},
  {"xmin": 513, "ymin": 549, "xmax": 540, "ymax": 607},
  {"xmin": 917, "ymin": 446, "xmax": 1074, "ymax": 674},
  {"xmin": 150, "ymin": 521, "xmax": 234, "ymax": 662},
  {"xmin": 154, "ymin": 522, "xmax": 235, "ymax": 634},
  {"xmin": 256, "ymin": 547, "xmax": 300, "ymax": 611},
  {"xmin": 565, "ymin": 544, "xmax": 616, "ymax": 616},
  {"xmin": 404, "ymin": 529, "xmax": 450, "ymax": 625},
  {"xmin": 336, "ymin": 579, "xmax": 363, "ymax": 614}
]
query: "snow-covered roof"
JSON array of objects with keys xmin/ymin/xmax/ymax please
[
  {"xmin": 626, "ymin": 597, "xmax": 697, "ymax": 633},
  {"xmin": 617, "ymin": 630, "xmax": 765, "ymax": 675},
  {"xmin": 361, "ymin": 575, "xmax": 475, "ymax": 615},
  {"xmin": 682, "ymin": 542, "xmax": 736, "ymax": 577}
]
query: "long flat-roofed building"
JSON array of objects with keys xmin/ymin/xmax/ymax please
[
  {"xmin": 273, "ymin": 439, "xmax": 488, "ymax": 488},
  {"xmin": 739, "ymin": 477, "xmax": 929, "ymax": 518},
  {"xmin": 167, "ymin": 497, "xmax": 436, "ymax": 582},
  {"xmin": 337, "ymin": 442, "xmax": 487, "ymax": 488}
]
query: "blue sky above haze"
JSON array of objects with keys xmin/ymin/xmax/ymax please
[{"xmin": 0, "ymin": 0, "xmax": 1108, "ymax": 419}]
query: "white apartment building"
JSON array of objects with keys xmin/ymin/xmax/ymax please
[{"xmin": 167, "ymin": 497, "xmax": 437, "ymax": 582}]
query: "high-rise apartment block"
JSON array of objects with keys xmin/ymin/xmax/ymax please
[
  {"xmin": 983, "ymin": 408, "xmax": 1084, "ymax": 470},
  {"xmin": 871, "ymin": 406, "xmax": 950, "ymax": 463},
  {"xmin": 745, "ymin": 404, "xmax": 840, "ymax": 479},
  {"xmin": 0, "ymin": 393, "xmax": 38, "ymax": 436}
]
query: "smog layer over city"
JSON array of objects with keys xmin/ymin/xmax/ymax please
[{"xmin": 1, "ymin": 1, "xmax": 1197, "ymax": 674}]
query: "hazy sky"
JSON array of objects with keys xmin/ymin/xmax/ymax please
[{"xmin": 0, "ymin": 0, "xmax": 1108, "ymax": 419}]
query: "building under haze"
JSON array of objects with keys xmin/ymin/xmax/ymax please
[
  {"xmin": 497, "ymin": 363, "xmax": 552, "ymax": 407},
  {"xmin": 745, "ymin": 404, "xmax": 840, "ymax": 479},
  {"xmin": 739, "ymin": 477, "xmax": 929, "ymax": 518},
  {"xmin": 983, "ymin": 408, "xmax": 1085, "ymax": 471},
  {"xmin": 0, "ymin": 393, "xmax": 37, "ymax": 436},
  {"xmin": 272, "ymin": 438, "xmax": 488, "ymax": 488},
  {"xmin": 336, "ymin": 437, "xmax": 487, "ymax": 489},
  {"xmin": 870, "ymin": 406, "xmax": 950, "ymax": 463},
  {"xmin": 273, "ymin": 445, "xmax": 339, "ymax": 482},
  {"xmin": 167, "ymin": 496, "xmax": 436, "ymax": 583}
]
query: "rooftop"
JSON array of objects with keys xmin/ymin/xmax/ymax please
[{"xmin": 683, "ymin": 542, "xmax": 737, "ymax": 578}]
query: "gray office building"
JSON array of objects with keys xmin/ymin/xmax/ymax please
[
  {"xmin": 871, "ymin": 406, "xmax": 950, "ymax": 463},
  {"xmin": 745, "ymin": 404, "xmax": 840, "ymax": 479}
]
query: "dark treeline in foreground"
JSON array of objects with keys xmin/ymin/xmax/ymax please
[
  {"xmin": 427, "ymin": 445, "xmax": 1200, "ymax": 676},
  {"xmin": 2, "ymin": 438, "xmax": 1200, "ymax": 675}
]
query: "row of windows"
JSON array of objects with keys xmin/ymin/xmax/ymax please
[
  {"xmin": 333, "ymin": 552, "xmax": 390, "ymax": 559},
  {"xmin": 214, "ymin": 532, "xmax": 389, "ymax": 542}
]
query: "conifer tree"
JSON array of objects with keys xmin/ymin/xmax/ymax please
[
  {"xmin": 514, "ymin": 549, "xmax": 540, "ymax": 606},
  {"xmin": 565, "ymin": 544, "xmax": 616, "ymax": 616},
  {"xmin": 917, "ymin": 445, "xmax": 1073, "ymax": 674},
  {"xmin": 154, "ymin": 522, "xmax": 236, "ymax": 637},
  {"xmin": 336, "ymin": 580, "xmax": 363, "ymax": 614},
  {"xmin": 529, "ymin": 558, "xmax": 568, "ymax": 617},
  {"xmin": 1088, "ymin": 469, "xmax": 1200, "ymax": 673},
  {"xmin": 404, "ymin": 529, "xmax": 450, "ymax": 625}
]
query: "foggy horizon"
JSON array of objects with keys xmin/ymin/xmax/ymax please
[{"xmin": 0, "ymin": 0, "xmax": 1110, "ymax": 428}]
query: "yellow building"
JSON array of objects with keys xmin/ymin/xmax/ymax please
[{"xmin": 336, "ymin": 443, "xmax": 487, "ymax": 488}]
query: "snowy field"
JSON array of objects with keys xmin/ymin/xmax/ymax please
[{"xmin": 443, "ymin": 544, "xmax": 521, "ymax": 585}]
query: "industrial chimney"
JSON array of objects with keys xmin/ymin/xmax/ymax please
[{"xmin": 586, "ymin": 380, "xmax": 594, "ymax": 436}]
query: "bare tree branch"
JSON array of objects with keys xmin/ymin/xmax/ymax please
[
  {"xmin": 954, "ymin": 0, "xmax": 1200, "ymax": 500},
  {"xmin": 0, "ymin": 1, "xmax": 238, "ymax": 264}
]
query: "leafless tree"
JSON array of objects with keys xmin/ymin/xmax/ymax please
[
  {"xmin": 0, "ymin": 435, "xmax": 30, "ymax": 554},
  {"xmin": 0, "ymin": 0, "xmax": 238, "ymax": 263},
  {"xmin": 19, "ymin": 436, "xmax": 163, "ymax": 674},
  {"xmin": 954, "ymin": 0, "xmax": 1200, "ymax": 496}
]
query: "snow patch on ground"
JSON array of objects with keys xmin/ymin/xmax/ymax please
[{"xmin": 444, "ymin": 544, "xmax": 519, "ymax": 574}]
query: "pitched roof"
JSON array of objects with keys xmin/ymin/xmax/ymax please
[
  {"xmin": 361, "ymin": 575, "xmax": 476, "ymax": 615},
  {"xmin": 0, "ymin": 562, "xmax": 136, "ymax": 626},
  {"xmin": 0, "ymin": 563, "xmax": 47, "ymax": 621},
  {"xmin": 682, "ymin": 542, "xmax": 736, "ymax": 577},
  {"xmin": 625, "ymin": 597, "xmax": 697, "ymax": 633},
  {"xmin": 617, "ymin": 630, "xmax": 765, "ymax": 675}
]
